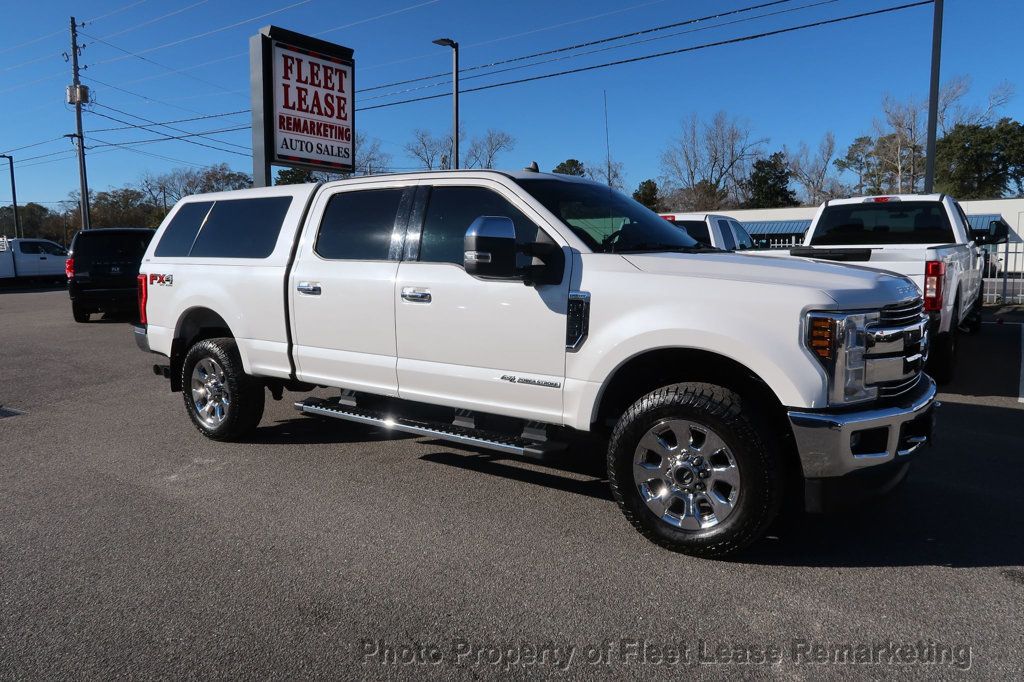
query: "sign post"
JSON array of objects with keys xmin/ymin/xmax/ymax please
[{"xmin": 250, "ymin": 26, "xmax": 355, "ymax": 187}]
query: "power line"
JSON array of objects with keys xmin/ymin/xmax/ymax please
[
  {"xmin": 358, "ymin": 1, "xmax": 933, "ymax": 112},
  {"xmin": 88, "ymin": 103, "xmax": 251, "ymax": 153},
  {"xmin": 81, "ymin": 75, "xmax": 251, "ymax": 124},
  {"xmin": 85, "ymin": 109, "xmax": 249, "ymax": 133},
  {"xmin": 0, "ymin": 0, "xmax": 151, "ymax": 56},
  {"xmin": 105, "ymin": 0, "xmax": 446, "ymax": 91},
  {"xmin": 360, "ymin": 0, "xmax": 839, "ymax": 103},
  {"xmin": 87, "ymin": 125, "xmax": 251, "ymax": 150},
  {"xmin": 358, "ymin": 0, "xmax": 796, "ymax": 94},
  {"xmin": 94, "ymin": 1, "xmax": 210, "ymax": 41},
  {"xmin": 358, "ymin": 0, "xmax": 670, "ymax": 74},
  {"xmin": 85, "ymin": 135, "xmax": 216, "ymax": 168},
  {"xmin": 88, "ymin": 0, "xmax": 314, "ymax": 67},
  {"xmin": 0, "ymin": 137, "xmax": 67, "ymax": 155},
  {"xmin": 81, "ymin": 29, "xmax": 239, "ymax": 93}
]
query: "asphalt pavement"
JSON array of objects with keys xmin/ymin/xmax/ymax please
[{"xmin": 1, "ymin": 288, "xmax": 1022, "ymax": 679}]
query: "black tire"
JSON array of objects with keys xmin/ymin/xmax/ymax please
[
  {"xmin": 928, "ymin": 295, "xmax": 960, "ymax": 384},
  {"xmin": 72, "ymin": 302, "xmax": 90, "ymax": 323},
  {"xmin": 607, "ymin": 382, "xmax": 783, "ymax": 558},
  {"xmin": 181, "ymin": 337, "xmax": 265, "ymax": 441}
]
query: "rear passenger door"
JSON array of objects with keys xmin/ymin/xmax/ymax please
[
  {"xmin": 15, "ymin": 241, "xmax": 43, "ymax": 276},
  {"xmin": 290, "ymin": 181, "xmax": 412, "ymax": 395}
]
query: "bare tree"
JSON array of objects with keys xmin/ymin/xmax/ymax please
[
  {"xmin": 404, "ymin": 128, "xmax": 446, "ymax": 170},
  {"xmin": 938, "ymin": 74, "xmax": 1015, "ymax": 135},
  {"xmin": 464, "ymin": 129, "xmax": 516, "ymax": 169},
  {"xmin": 660, "ymin": 111, "xmax": 765, "ymax": 209},
  {"xmin": 788, "ymin": 132, "xmax": 845, "ymax": 204},
  {"xmin": 354, "ymin": 133, "xmax": 391, "ymax": 175},
  {"xmin": 585, "ymin": 159, "xmax": 625, "ymax": 190}
]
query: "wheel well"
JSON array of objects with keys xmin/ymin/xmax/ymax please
[
  {"xmin": 594, "ymin": 347, "xmax": 803, "ymax": 497},
  {"xmin": 169, "ymin": 307, "xmax": 233, "ymax": 391}
]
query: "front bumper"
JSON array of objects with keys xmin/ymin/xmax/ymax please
[{"xmin": 788, "ymin": 376, "xmax": 937, "ymax": 480}]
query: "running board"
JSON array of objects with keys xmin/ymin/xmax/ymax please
[{"xmin": 293, "ymin": 398, "xmax": 565, "ymax": 459}]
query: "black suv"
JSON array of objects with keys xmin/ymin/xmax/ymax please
[{"xmin": 67, "ymin": 228, "xmax": 154, "ymax": 323}]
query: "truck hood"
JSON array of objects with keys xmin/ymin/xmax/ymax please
[{"xmin": 622, "ymin": 252, "xmax": 921, "ymax": 308}]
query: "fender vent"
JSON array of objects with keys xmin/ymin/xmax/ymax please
[{"xmin": 566, "ymin": 291, "xmax": 591, "ymax": 351}]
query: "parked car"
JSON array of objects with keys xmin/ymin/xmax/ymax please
[
  {"xmin": 658, "ymin": 212, "xmax": 755, "ymax": 250},
  {"xmin": 749, "ymin": 194, "xmax": 1003, "ymax": 383},
  {"xmin": 0, "ymin": 237, "xmax": 68, "ymax": 283},
  {"xmin": 67, "ymin": 228, "xmax": 155, "ymax": 322},
  {"xmin": 132, "ymin": 171, "xmax": 936, "ymax": 558}
]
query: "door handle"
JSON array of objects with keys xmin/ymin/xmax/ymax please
[
  {"xmin": 296, "ymin": 281, "xmax": 321, "ymax": 295},
  {"xmin": 401, "ymin": 287, "xmax": 431, "ymax": 303}
]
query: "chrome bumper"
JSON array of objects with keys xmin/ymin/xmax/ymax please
[{"xmin": 788, "ymin": 377, "xmax": 937, "ymax": 479}]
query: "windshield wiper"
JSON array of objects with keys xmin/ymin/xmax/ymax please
[{"xmin": 615, "ymin": 243, "xmax": 721, "ymax": 254}]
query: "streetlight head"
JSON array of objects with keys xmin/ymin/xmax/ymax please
[{"xmin": 432, "ymin": 37, "xmax": 456, "ymax": 48}]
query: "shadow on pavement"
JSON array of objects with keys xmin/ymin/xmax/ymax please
[{"xmin": 247, "ymin": 415, "xmax": 417, "ymax": 446}]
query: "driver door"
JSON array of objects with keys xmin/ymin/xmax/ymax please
[{"xmin": 394, "ymin": 180, "xmax": 571, "ymax": 424}]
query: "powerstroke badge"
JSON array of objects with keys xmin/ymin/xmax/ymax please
[{"xmin": 500, "ymin": 375, "xmax": 561, "ymax": 389}]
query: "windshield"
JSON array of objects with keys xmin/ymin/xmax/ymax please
[
  {"xmin": 811, "ymin": 202, "xmax": 955, "ymax": 245},
  {"xmin": 516, "ymin": 178, "xmax": 702, "ymax": 253},
  {"xmin": 73, "ymin": 231, "xmax": 154, "ymax": 262},
  {"xmin": 672, "ymin": 220, "xmax": 711, "ymax": 245}
]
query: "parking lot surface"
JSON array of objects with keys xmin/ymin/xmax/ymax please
[{"xmin": 2, "ymin": 288, "xmax": 1022, "ymax": 679}]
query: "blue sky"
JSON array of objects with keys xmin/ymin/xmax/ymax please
[{"xmin": 1, "ymin": 0, "xmax": 1021, "ymax": 208}]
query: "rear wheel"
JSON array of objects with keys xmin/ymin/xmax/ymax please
[
  {"xmin": 72, "ymin": 302, "xmax": 90, "ymax": 323},
  {"xmin": 607, "ymin": 382, "xmax": 782, "ymax": 558},
  {"xmin": 929, "ymin": 296, "xmax": 960, "ymax": 384},
  {"xmin": 181, "ymin": 337, "xmax": 265, "ymax": 441}
]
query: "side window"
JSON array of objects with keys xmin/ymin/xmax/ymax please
[
  {"xmin": 419, "ymin": 186, "xmax": 539, "ymax": 266},
  {"xmin": 315, "ymin": 188, "xmax": 406, "ymax": 260},
  {"xmin": 717, "ymin": 219, "xmax": 736, "ymax": 250},
  {"xmin": 18, "ymin": 241, "xmax": 41, "ymax": 254},
  {"xmin": 190, "ymin": 196, "xmax": 293, "ymax": 258},
  {"xmin": 40, "ymin": 242, "xmax": 67, "ymax": 256},
  {"xmin": 731, "ymin": 221, "xmax": 754, "ymax": 250},
  {"xmin": 155, "ymin": 201, "xmax": 213, "ymax": 257}
]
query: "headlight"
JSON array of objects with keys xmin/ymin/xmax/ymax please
[{"xmin": 806, "ymin": 311, "xmax": 879, "ymax": 405}]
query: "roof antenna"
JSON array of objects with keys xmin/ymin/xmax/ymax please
[{"xmin": 523, "ymin": 161, "xmax": 539, "ymax": 172}]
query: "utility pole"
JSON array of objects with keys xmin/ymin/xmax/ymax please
[
  {"xmin": 603, "ymin": 90, "xmax": 612, "ymax": 187},
  {"xmin": 66, "ymin": 16, "xmax": 91, "ymax": 229},
  {"xmin": 923, "ymin": 0, "xmax": 944, "ymax": 193},
  {"xmin": 432, "ymin": 38, "xmax": 459, "ymax": 169},
  {"xmin": 0, "ymin": 155, "xmax": 20, "ymax": 238}
]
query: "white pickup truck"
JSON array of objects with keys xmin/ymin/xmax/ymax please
[
  {"xmin": 753, "ymin": 194, "xmax": 1006, "ymax": 382},
  {"xmin": 133, "ymin": 170, "xmax": 937, "ymax": 557},
  {"xmin": 658, "ymin": 212, "xmax": 755, "ymax": 250},
  {"xmin": 0, "ymin": 237, "xmax": 68, "ymax": 282}
]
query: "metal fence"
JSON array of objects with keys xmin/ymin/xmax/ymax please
[
  {"xmin": 756, "ymin": 235, "xmax": 802, "ymax": 249},
  {"xmin": 982, "ymin": 241, "xmax": 1024, "ymax": 305}
]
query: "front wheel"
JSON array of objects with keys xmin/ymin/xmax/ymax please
[
  {"xmin": 181, "ymin": 337, "xmax": 265, "ymax": 441},
  {"xmin": 607, "ymin": 382, "xmax": 783, "ymax": 558}
]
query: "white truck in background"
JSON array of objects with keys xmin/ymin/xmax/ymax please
[
  {"xmin": 658, "ymin": 212, "xmax": 755, "ymax": 250},
  {"xmin": 132, "ymin": 170, "xmax": 938, "ymax": 558},
  {"xmin": 751, "ymin": 194, "xmax": 1007, "ymax": 383},
  {"xmin": 0, "ymin": 237, "xmax": 68, "ymax": 282}
]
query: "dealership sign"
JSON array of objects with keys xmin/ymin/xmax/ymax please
[{"xmin": 250, "ymin": 26, "xmax": 354, "ymax": 185}]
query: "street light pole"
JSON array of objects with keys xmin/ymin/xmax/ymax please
[
  {"xmin": 0, "ymin": 155, "xmax": 20, "ymax": 238},
  {"xmin": 433, "ymin": 37, "xmax": 459, "ymax": 170},
  {"xmin": 923, "ymin": 0, "xmax": 944, "ymax": 193}
]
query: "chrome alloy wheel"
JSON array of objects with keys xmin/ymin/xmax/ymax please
[
  {"xmin": 633, "ymin": 419, "xmax": 741, "ymax": 530},
  {"xmin": 190, "ymin": 357, "xmax": 231, "ymax": 427}
]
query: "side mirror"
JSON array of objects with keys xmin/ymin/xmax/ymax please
[
  {"xmin": 972, "ymin": 220, "xmax": 1009, "ymax": 245},
  {"xmin": 464, "ymin": 216, "xmax": 520, "ymax": 280}
]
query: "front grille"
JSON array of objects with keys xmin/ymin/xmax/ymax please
[
  {"xmin": 866, "ymin": 298, "xmax": 927, "ymax": 400},
  {"xmin": 879, "ymin": 298, "xmax": 924, "ymax": 326},
  {"xmin": 878, "ymin": 374, "xmax": 923, "ymax": 399}
]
